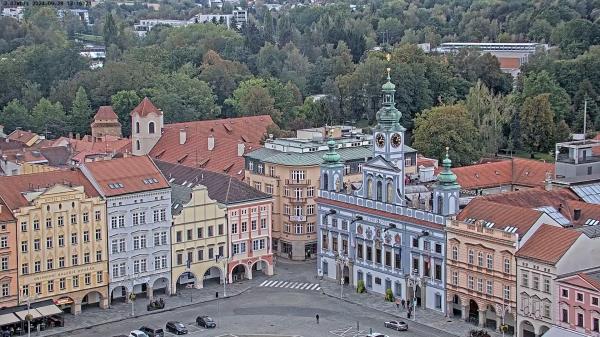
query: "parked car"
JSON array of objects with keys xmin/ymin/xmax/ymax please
[
  {"xmin": 384, "ymin": 320, "xmax": 408, "ymax": 331},
  {"xmin": 196, "ymin": 316, "xmax": 216, "ymax": 328},
  {"xmin": 112, "ymin": 335, "xmax": 129, "ymax": 337},
  {"xmin": 139, "ymin": 326, "xmax": 164, "ymax": 337},
  {"xmin": 129, "ymin": 330, "xmax": 149, "ymax": 337},
  {"xmin": 365, "ymin": 333, "xmax": 389, "ymax": 337},
  {"xmin": 166, "ymin": 321, "xmax": 188, "ymax": 335}
]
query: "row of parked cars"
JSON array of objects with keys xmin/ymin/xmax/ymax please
[{"xmin": 115, "ymin": 316, "xmax": 216, "ymax": 337}]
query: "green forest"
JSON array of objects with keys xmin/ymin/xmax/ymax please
[{"xmin": 1, "ymin": 0, "xmax": 599, "ymax": 165}]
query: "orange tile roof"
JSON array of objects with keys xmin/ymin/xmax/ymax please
[
  {"xmin": 579, "ymin": 272, "xmax": 600, "ymax": 291},
  {"xmin": 0, "ymin": 200, "xmax": 15, "ymax": 222},
  {"xmin": 130, "ymin": 97, "xmax": 162, "ymax": 117},
  {"xmin": 516, "ymin": 224, "xmax": 581, "ymax": 264},
  {"xmin": 417, "ymin": 155, "xmax": 437, "ymax": 168},
  {"xmin": 7, "ymin": 130, "xmax": 38, "ymax": 145},
  {"xmin": 452, "ymin": 158, "xmax": 554, "ymax": 189},
  {"xmin": 53, "ymin": 136, "xmax": 131, "ymax": 163},
  {"xmin": 84, "ymin": 156, "xmax": 169, "ymax": 197},
  {"xmin": 94, "ymin": 106, "xmax": 119, "ymax": 120},
  {"xmin": 457, "ymin": 199, "xmax": 543, "ymax": 235},
  {"xmin": 481, "ymin": 188, "xmax": 600, "ymax": 227},
  {"xmin": 149, "ymin": 115, "xmax": 274, "ymax": 180},
  {"xmin": 0, "ymin": 169, "xmax": 99, "ymax": 211}
]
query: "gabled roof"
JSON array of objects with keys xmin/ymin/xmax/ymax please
[
  {"xmin": 452, "ymin": 158, "xmax": 554, "ymax": 190},
  {"xmin": 0, "ymin": 169, "xmax": 99, "ymax": 211},
  {"xmin": 579, "ymin": 271, "xmax": 600, "ymax": 291},
  {"xmin": 84, "ymin": 156, "xmax": 169, "ymax": 197},
  {"xmin": 130, "ymin": 97, "xmax": 162, "ymax": 117},
  {"xmin": 94, "ymin": 106, "xmax": 119, "ymax": 120},
  {"xmin": 516, "ymin": 224, "xmax": 581, "ymax": 264},
  {"xmin": 149, "ymin": 115, "xmax": 273, "ymax": 180},
  {"xmin": 457, "ymin": 198, "xmax": 543, "ymax": 236},
  {"xmin": 52, "ymin": 136, "xmax": 131, "ymax": 163},
  {"xmin": 155, "ymin": 160, "xmax": 271, "ymax": 206},
  {"xmin": 7, "ymin": 130, "xmax": 39, "ymax": 146},
  {"xmin": 246, "ymin": 146, "xmax": 371, "ymax": 166}
]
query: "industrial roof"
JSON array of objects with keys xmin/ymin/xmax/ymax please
[{"xmin": 246, "ymin": 146, "xmax": 372, "ymax": 166}]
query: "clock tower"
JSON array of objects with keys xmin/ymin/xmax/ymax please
[{"xmin": 373, "ymin": 68, "xmax": 406, "ymax": 168}]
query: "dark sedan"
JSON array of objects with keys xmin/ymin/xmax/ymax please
[
  {"xmin": 196, "ymin": 316, "xmax": 216, "ymax": 328},
  {"xmin": 165, "ymin": 322, "xmax": 187, "ymax": 335}
]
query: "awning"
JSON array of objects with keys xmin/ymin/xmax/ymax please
[
  {"xmin": 0, "ymin": 313, "xmax": 19, "ymax": 326},
  {"xmin": 35, "ymin": 305, "xmax": 62, "ymax": 317},
  {"xmin": 14, "ymin": 309, "xmax": 43, "ymax": 321},
  {"xmin": 53, "ymin": 298, "xmax": 73, "ymax": 305}
]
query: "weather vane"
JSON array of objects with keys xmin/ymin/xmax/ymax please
[{"xmin": 445, "ymin": 146, "xmax": 450, "ymax": 157}]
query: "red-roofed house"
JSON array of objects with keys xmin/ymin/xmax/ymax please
[
  {"xmin": 555, "ymin": 266, "xmax": 600, "ymax": 337},
  {"xmin": 91, "ymin": 106, "xmax": 122, "ymax": 139},
  {"xmin": 6, "ymin": 129, "xmax": 40, "ymax": 147},
  {"xmin": 446, "ymin": 198, "xmax": 563, "ymax": 333},
  {"xmin": 515, "ymin": 225, "xmax": 600, "ymax": 337},
  {"xmin": 453, "ymin": 158, "xmax": 554, "ymax": 196},
  {"xmin": 149, "ymin": 115, "xmax": 273, "ymax": 180},
  {"xmin": 81, "ymin": 156, "xmax": 173, "ymax": 302}
]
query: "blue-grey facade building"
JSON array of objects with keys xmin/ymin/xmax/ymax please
[{"xmin": 316, "ymin": 72, "xmax": 460, "ymax": 313}]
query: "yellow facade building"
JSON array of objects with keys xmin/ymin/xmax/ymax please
[{"xmin": 0, "ymin": 170, "xmax": 109, "ymax": 315}]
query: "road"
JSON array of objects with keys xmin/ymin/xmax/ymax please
[{"xmin": 64, "ymin": 283, "xmax": 455, "ymax": 337}]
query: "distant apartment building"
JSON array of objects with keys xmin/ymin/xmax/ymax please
[
  {"xmin": 1, "ymin": 7, "xmax": 24, "ymax": 21},
  {"xmin": 134, "ymin": 10, "xmax": 247, "ymax": 36},
  {"xmin": 434, "ymin": 42, "xmax": 550, "ymax": 77},
  {"xmin": 57, "ymin": 9, "xmax": 90, "ymax": 25},
  {"xmin": 82, "ymin": 156, "xmax": 172, "ymax": 303},
  {"xmin": 0, "ymin": 170, "xmax": 109, "ymax": 314}
]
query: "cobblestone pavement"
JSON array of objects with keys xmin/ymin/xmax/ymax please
[
  {"xmin": 37, "ymin": 275, "xmax": 268, "ymax": 337},
  {"xmin": 318, "ymin": 278, "xmax": 502, "ymax": 337}
]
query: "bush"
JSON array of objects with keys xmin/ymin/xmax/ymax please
[
  {"xmin": 469, "ymin": 329, "xmax": 491, "ymax": 337},
  {"xmin": 385, "ymin": 288, "xmax": 394, "ymax": 302},
  {"xmin": 356, "ymin": 280, "xmax": 366, "ymax": 293}
]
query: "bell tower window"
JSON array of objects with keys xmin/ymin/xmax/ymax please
[
  {"xmin": 323, "ymin": 173, "xmax": 329, "ymax": 190},
  {"xmin": 149, "ymin": 122, "xmax": 156, "ymax": 134},
  {"xmin": 385, "ymin": 94, "xmax": 392, "ymax": 103},
  {"xmin": 135, "ymin": 122, "xmax": 140, "ymax": 134}
]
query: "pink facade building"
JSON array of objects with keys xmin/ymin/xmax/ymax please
[{"xmin": 556, "ymin": 268, "xmax": 600, "ymax": 337}]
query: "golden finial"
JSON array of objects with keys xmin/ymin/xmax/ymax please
[
  {"xmin": 328, "ymin": 127, "xmax": 334, "ymax": 138},
  {"xmin": 445, "ymin": 146, "xmax": 450, "ymax": 157},
  {"xmin": 386, "ymin": 67, "xmax": 391, "ymax": 78},
  {"xmin": 386, "ymin": 53, "xmax": 391, "ymax": 62}
]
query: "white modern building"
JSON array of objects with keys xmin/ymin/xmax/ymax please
[
  {"xmin": 134, "ymin": 10, "xmax": 247, "ymax": 36},
  {"xmin": 82, "ymin": 156, "xmax": 172, "ymax": 303}
]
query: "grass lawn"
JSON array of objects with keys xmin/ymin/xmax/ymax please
[
  {"xmin": 512, "ymin": 150, "xmax": 555, "ymax": 162},
  {"xmin": 75, "ymin": 33, "xmax": 104, "ymax": 43}
]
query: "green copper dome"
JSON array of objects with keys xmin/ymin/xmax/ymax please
[
  {"xmin": 382, "ymin": 79, "xmax": 395, "ymax": 91},
  {"xmin": 375, "ymin": 70, "xmax": 403, "ymax": 132},
  {"xmin": 437, "ymin": 148, "xmax": 458, "ymax": 186},
  {"xmin": 322, "ymin": 139, "xmax": 341, "ymax": 164}
]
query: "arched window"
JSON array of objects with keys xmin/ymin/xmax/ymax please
[
  {"xmin": 437, "ymin": 195, "xmax": 444, "ymax": 214},
  {"xmin": 376, "ymin": 180, "xmax": 383, "ymax": 202},
  {"xmin": 149, "ymin": 121, "xmax": 155, "ymax": 134},
  {"xmin": 135, "ymin": 122, "xmax": 140, "ymax": 134},
  {"xmin": 136, "ymin": 140, "xmax": 140, "ymax": 151},
  {"xmin": 386, "ymin": 180, "xmax": 394, "ymax": 203},
  {"xmin": 366, "ymin": 178, "xmax": 373, "ymax": 199},
  {"xmin": 323, "ymin": 173, "xmax": 329, "ymax": 191}
]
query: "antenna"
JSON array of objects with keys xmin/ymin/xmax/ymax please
[{"xmin": 583, "ymin": 98, "xmax": 588, "ymax": 140}]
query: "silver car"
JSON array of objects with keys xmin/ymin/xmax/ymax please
[{"xmin": 384, "ymin": 320, "xmax": 409, "ymax": 331}]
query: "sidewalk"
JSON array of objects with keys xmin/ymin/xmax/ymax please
[
  {"xmin": 38, "ymin": 275, "xmax": 267, "ymax": 337},
  {"xmin": 318, "ymin": 279, "xmax": 502, "ymax": 337}
]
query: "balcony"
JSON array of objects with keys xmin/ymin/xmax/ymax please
[
  {"xmin": 286, "ymin": 196, "xmax": 307, "ymax": 204},
  {"xmin": 285, "ymin": 179, "xmax": 311, "ymax": 186}
]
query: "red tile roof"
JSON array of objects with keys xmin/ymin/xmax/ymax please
[
  {"xmin": 579, "ymin": 272, "xmax": 600, "ymax": 291},
  {"xmin": 516, "ymin": 224, "xmax": 581, "ymax": 264},
  {"xmin": 453, "ymin": 158, "xmax": 554, "ymax": 190},
  {"xmin": 7, "ymin": 130, "xmax": 38, "ymax": 145},
  {"xmin": 316, "ymin": 197, "xmax": 444, "ymax": 230},
  {"xmin": 149, "ymin": 115, "xmax": 274, "ymax": 180},
  {"xmin": 457, "ymin": 199, "xmax": 544, "ymax": 235},
  {"xmin": 0, "ymin": 169, "xmax": 99, "ymax": 211},
  {"xmin": 53, "ymin": 136, "xmax": 131, "ymax": 163},
  {"xmin": 481, "ymin": 188, "xmax": 600, "ymax": 227},
  {"xmin": 417, "ymin": 155, "xmax": 437, "ymax": 168},
  {"xmin": 94, "ymin": 106, "xmax": 119, "ymax": 120},
  {"xmin": 130, "ymin": 97, "xmax": 162, "ymax": 117},
  {"xmin": 84, "ymin": 156, "xmax": 169, "ymax": 197},
  {"xmin": 0, "ymin": 200, "xmax": 15, "ymax": 222}
]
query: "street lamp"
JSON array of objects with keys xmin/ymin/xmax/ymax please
[
  {"xmin": 216, "ymin": 255, "xmax": 230, "ymax": 297},
  {"xmin": 409, "ymin": 270, "xmax": 421, "ymax": 321},
  {"xmin": 496, "ymin": 301, "xmax": 511, "ymax": 337},
  {"xmin": 24, "ymin": 294, "xmax": 38, "ymax": 337},
  {"xmin": 335, "ymin": 252, "xmax": 350, "ymax": 299}
]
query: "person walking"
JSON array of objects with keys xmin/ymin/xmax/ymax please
[
  {"xmin": 395, "ymin": 299, "xmax": 400, "ymax": 310},
  {"xmin": 316, "ymin": 314, "xmax": 320, "ymax": 324},
  {"xmin": 401, "ymin": 299, "xmax": 406, "ymax": 309}
]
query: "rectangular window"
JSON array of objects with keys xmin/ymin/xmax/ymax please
[
  {"xmin": 58, "ymin": 216, "xmax": 64, "ymax": 226},
  {"xmin": 241, "ymin": 222, "xmax": 247, "ymax": 233},
  {"xmin": 35, "ymin": 283, "xmax": 41, "ymax": 295},
  {"xmin": 366, "ymin": 245, "xmax": 372, "ymax": 261},
  {"xmin": 375, "ymin": 248, "xmax": 382, "ymax": 264},
  {"xmin": 20, "ymin": 221, "xmax": 27, "ymax": 232},
  {"xmin": 71, "ymin": 233, "xmax": 78, "ymax": 245},
  {"xmin": 307, "ymin": 222, "xmax": 315, "ymax": 233},
  {"xmin": 46, "ymin": 218, "xmax": 52, "ymax": 228},
  {"xmin": 307, "ymin": 187, "xmax": 314, "ymax": 197},
  {"xmin": 576, "ymin": 292, "xmax": 584, "ymax": 302},
  {"xmin": 486, "ymin": 280, "xmax": 493, "ymax": 294},
  {"xmin": 84, "ymin": 273, "xmax": 91, "ymax": 286},
  {"xmin": 33, "ymin": 220, "xmax": 39, "ymax": 230},
  {"xmin": 84, "ymin": 252, "xmax": 90, "ymax": 264},
  {"xmin": 111, "ymin": 216, "xmax": 118, "ymax": 229},
  {"xmin": 532, "ymin": 273, "xmax": 539, "ymax": 290},
  {"xmin": 468, "ymin": 276, "xmax": 474, "ymax": 289},
  {"xmin": 176, "ymin": 231, "xmax": 182, "ymax": 243},
  {"xmin": 593, "ymin": 297, "xmax": 599, "ymax": 306},
  {"xmin": 208, "ymin": 226, "xmax": 214, "ymax": 237},
  {"xmin": 0, "ymin": 236, "xmax": 6, "ymax": 249},
  {"xmin": 477, "ymin": 278, "xmax": 483, "ymax": 292},
  {"xmin": 0, "ymin": 258, "xmax": 8, "ymax": 271},
  {"xmin": 208, "ymin": 248, "xmax": 214, "ymax": 260},
  {"xmin": 83, "ymin": 212, "xmax": 89, "ymax": 223},
  {"xmin": 261, "ymin": 218, "xmax": 267, "ymax": 229},
  {"xmin": 118, "ymin": 215, "xmax": 125, "ymax": 227},
  {"xmin": 577, "ymin": 313, "xmax": 584, "ymax": 327},
  {"xmin": 218, "ymin": 223, "xmax": 224, "ymax": 235},
  {"xmin": 176, "ymin": 253, "xmax": 183, "ymax": 266},
  {"xmin": 33, "ymin": 239, "xmax": 40, "ymax": 251},
  {"xmin": 47, "ymin": 259, "xmax": 53, "ymax": 270},
  {"xmin": 46, "ymin": 237, "xmax": 53, "ymax": 249},
  {"xmin": 434, "ymin": 263, "xmax": 442, "ymax": 281},
  {"xmin": 254, "ymin": 182, "xmax": 262, "ymax": 191},
  {"xmin": 70, "ymin": 214, "xmax": 77, "ymax": 225},
  {"xmin": 543, "ymin": 278, "xmax": 550, "ymax": 293},
  {"xmin": 452, "ymin": 271, "xmax": 458, "ymax": 285},
  {"xmin": 47, "ymin": 281, "xmax": 53, "ymax": 293},
  {"xmin": 97, "ymin": 271, "xmax": 103, "ymax": 283},
  {"xmin": 153, "ymin": 209, "xmax": 159, "ymax": 222},
  {"xmin": 22, "ymin": 285, "xmax": 28, "ymax": 297},
  {"xmin": 186, "ymin": 229, "xmax": 193, "ymax": 241},
  {"xmin": 503, "ymin": 285, "xmax": 510, "ymax": 300},
  {"xmin": 562, "ymin": 288, "xmax": 569, "ymax": 298},
  {"xmin": 59, "ymin": 257, "xmax": 65, "ymax": 268},
  {"xmin": 72, "ymin": 254, "xmax": 78, "ymax": 266},
  {"xmin": 72, "ymin": 276, "xmax": 79, "ymax": 288},
  {"xmin": 197, "ymin": 249, "xmax": 203, "ymax": 261},
  {"xmin": 59, "ymin": 278, "xmax": 66, "ymax": 290},
  {"xmin": 161, "ymin": 232, "xmax": 167, "ymax": 245},
  {"xmin": 562, "ymin": 308, "xmax": 568, "ymax": 323},
  {"xmin": 96, "ymin": 250, "xmax": 102, "ymax": 262},
  {"xmin": 412, "ymin": 237, "xmax": 419, "ymax": 248},
  {"xmin": 83, "ymin": 231, "xmax": 89, "ymax": 243},
  {"xmin": 594, "ymin": 318, "xmax": 599, "ymax": 332},
  {"xmin": 95, "ymin": 210, "xmax": 101, "ymax": 221},
  {"xmin": 504, "ymin": 258, "xmax": 511, "ymax": 273},
  {"xmin": 265, "ymin": 184, "xmax": 273, "ymax": 194},
  {"xmin": 521, "ymin": 271, "xmax": 529, "ymax": 287},
  {"xmin": 295, "ymin": 223, "xmax": 303, "ymax": 234},
  {"xmin": 95, "ymin": 229, "xmax": 102, "ymax": 241},
  {"xmin": 133, "ymin": 213, "xmax": 139, "ymax": 225},
  {"xmin": 395, "ymin": 252, "xmax": 401, "ymax": 269},
  {"xmin": 21, "ymin": 241, "xmax": 27, "ymax": 253},
  {"xmin": 34, "ymin": 261, "xmax": 40, "ymax": 273}
]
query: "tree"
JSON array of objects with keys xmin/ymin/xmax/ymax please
[
  {"xmin": 198, "ymin": 50, "xmax": 251, "ymax": 105},
  {"xmin": 521, "ymin": 70, "xmax": 571, "ymax": 123},
  {"xmin": 520, "ymin": 94, "xmax": 555, "ymax": 155},
  {"xmin": 412, "ymin": 104, "xmax": 480, "ymax": 166},
  {"xmin": 111, "ymin": 90, "xmax": 140, "ymax": 136},
  {"xmin": 31, "ymin": 98, "xmax": 67, "ymax": 138},
  {"xmin": 70, "ymin": 87, "xmax": 93, "ymax": 136},
  {"xmin": 0, "ymin": 100, "xmax": 31, "ymax": 134},
  {"xmin": 103, "ymin": 13, "xmax": 118, "ymax": 48},
  {"xmin": 225, "ymin": 78, "xmax": 282, "ymax": 124}
]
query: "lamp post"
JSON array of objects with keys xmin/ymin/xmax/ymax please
[
  {"xmin": 496, "ymin": 301, "xmax": 511, "ymax": 337},
  {"xmin": 335, "ymin": 252, "xmax": 350, "ymax": 299},
  {"xmin": 216, "ymin": 255, "xmax": 230, "ymax": 297},
  {"xmin": 409, "ymin": 271, "xmax": 420, "ymax": 321}
]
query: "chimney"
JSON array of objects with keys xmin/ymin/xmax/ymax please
[
  {"xmin": 179, "ymin": 128, "xmax": 187, "ymax": 145},
  {"xmin": 0, "ymin": 204, "xmax": 2, "ymax": 213},
  {"xmin": 544, "ymin": 171, "xmax": 553, "ymax": 191},
  {"xmin": 208, "ymin": 134, "xmax": 215, "ymax": 151},
  {"xmin": 574, "ymin": 209, "xmax": 582, "ymax": 221},
  {"xmin": 75, "ymin": 133, "xmax": 81, "ymax": 140},
  {"xmin": 68, "ymin": 132, "xmax": 74, "ymax": 139},
  {"xmin": 237, "ymin": 142, "xmax": 245, "ymax": 157}
]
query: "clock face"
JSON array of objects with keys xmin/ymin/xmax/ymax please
[
  {"xmin": 391, "ymin": 133, "xmax": 402, "ymax": 148},
  {"xmin": 376, "ymin": 134, "xmax": 385, "ymax": 148}
]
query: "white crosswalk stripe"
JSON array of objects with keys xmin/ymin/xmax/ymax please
[{"xmin": 258, "ymin": 280, "xmax": 321, "ymax": 291}]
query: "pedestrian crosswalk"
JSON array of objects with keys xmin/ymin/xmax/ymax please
[{"xmin": 259, "ymin": 280, "xmax": 321, "ymax": 291}]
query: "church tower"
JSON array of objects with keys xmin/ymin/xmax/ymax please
[
  {"xmin": 433, "ymin": 148, "xmax": 460, "ymax": 216},
  {"xmin": 91, "ymin": 106, "xmax": 122, "ymax": 140},
  {"xmin": 320, "ymin": 133, "xmax": 344, "ymax": 193},
  {"xmin": 131, "ymin": 97, "xmax": 163, "ymax": 156}
]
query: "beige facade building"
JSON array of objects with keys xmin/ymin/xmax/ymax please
[{"xmin": 0, "ymin": 170, "xmax": 109, "ymax": 315}]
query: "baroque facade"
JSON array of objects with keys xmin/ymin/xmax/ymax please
[{"xmin": 316, "ymin": 72, "xmax": 458, "ymax": 313}]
